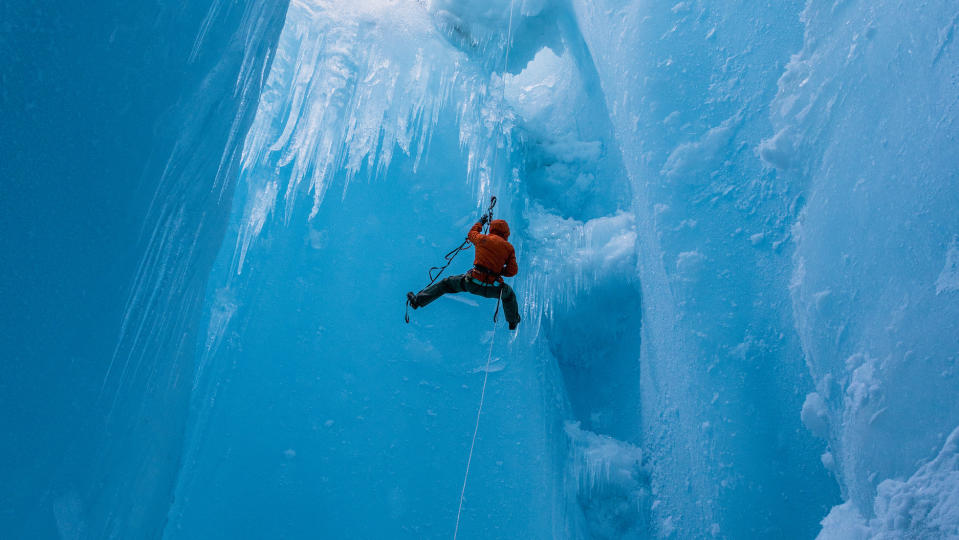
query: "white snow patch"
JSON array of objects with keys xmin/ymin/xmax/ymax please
[
  {"xmin": 818, "ymin": 501, "xmax": 871, "ymax": 540},
  {"xmin": 845, "ymin": 354, "xmax": 881, "ymax": 412},
  {"xmin": 821, "ymin": 451, "xmax": 836, "ymax": 471},
  {"xmin": 758, "ymin": 127, "xmax": 796, "ymax": 169},
  {"xmin": 802, "ymin": 391, "xmax": 830, "ymax": 439},
  {"xmin": 661, "ymin": 113, "xmax": 740, "ymax": 181},
  {"xmin": 308, "ymin": 226, "xmax": 327, "ymax": 250},
  {"xmin": 935, "ymin": 237, "xmax": 959, "ymax": 294},
  {"xmin": 566, "ymin": 422, "xmax": 644, "ymax": 494},
  {"xmin": 565, "ymin": 422, "xmax": 650, "ymax": 537},
  {"xmin": 818, "ymin": 425, "xmax": 959, "ymax": 539},
  {"xmin": 472, "ymin": 358, "xmax": 505, "ymax": 373},
  {"xmin": 660, "ymin": 515, "xmax": 676, "ymax": 537},
  {"xmin": 675, "ymin": 250, "xmax": 706, "ymax": 280},
  {"xmin": 446, "ymin": 294, "xmax": 479, "ymax": 307}
]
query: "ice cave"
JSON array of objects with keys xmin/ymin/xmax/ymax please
[{"xmin": 2, "ymin": 0, "xmax": 958, "ymax": 538}]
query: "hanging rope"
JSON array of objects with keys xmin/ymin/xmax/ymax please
[
  {"xmin": 452, "ymin": 287, "xmax": 502, "ymax": 540},
  {"xmin": 452, "ymin": 5, "xmax": 516, "ymax": 535},
  {"xmin": 406, "ymin": 197, "xmax": 497, "ymax": 323}
]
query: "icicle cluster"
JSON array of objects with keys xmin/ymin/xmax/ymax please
[{"xmin": 234, "ymin": 0, "xmax": 517, "ymax": 274}]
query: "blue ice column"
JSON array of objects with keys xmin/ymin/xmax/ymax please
[
  {"xmin": 0, "ymin": 2, "xmax": 288, "ymax": 537},
  {"xmin": 768, "ymin": 1, "xmax": 959, "ymax": 534},
  {"xmin": 569, "ymin": 0, "xmax": 839, "ymax": 537}
]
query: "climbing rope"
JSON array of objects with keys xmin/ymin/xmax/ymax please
[
  {"xmin": 452, "ymin": 286, "xmax": 502, "ymax": 540},
  {"xmin": 451, "ymin": 3, "xmax": 515, "ymax": 535}
]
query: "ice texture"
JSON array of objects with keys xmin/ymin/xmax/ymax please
[
  {"xmin": 565, "ymin": 422, "xmax": 649, "ymax": 538},
  {"xmin": 938, "ymin": 237, "xmax": 959, "ymax": 295},
  {"xmin": 1, "ymin": 1, "xmax": 289, "ymax": 537},
  {"xmin": 769, "ymin": 0, "xmax": 959, "ymax": 535},
  {"xmin": 819, "ymin": 425, "xmax": 959, "ymax": 539},
  {"xmin": 4, "ymin": 0, "xmax": 958, "ymax": 538},
  {"xmin": 570, "ymin": 0, "xmax": 840, "ymax": 535}
]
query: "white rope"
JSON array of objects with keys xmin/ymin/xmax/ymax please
[
  {"xmin": 453, "ymin": 3, "xmax": 515, "ymax": 538},
  {"xmin": 503, "ymin": 0, "xmax": 515, "ymax": 70},
  {"xmin": 452, "ymin": 316, "xmax": 498, "ymax": 539}
]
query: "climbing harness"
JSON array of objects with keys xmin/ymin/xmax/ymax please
[
  {"xmin": 405, "ymin": 196, "xmax": 497, "ymax": 323},
  {"xmin": 468, "ymin": 263, "xmax": 503, "ymax": 284}
]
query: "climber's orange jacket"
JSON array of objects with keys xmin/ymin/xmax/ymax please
[{"xmin": 467, "ymin": 219, "xmax": 518, "ymax": 283}]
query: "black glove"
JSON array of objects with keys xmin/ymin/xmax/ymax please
[{"xmin": 479, "ymin": 214, "xmax": 489, "ymax": 225}]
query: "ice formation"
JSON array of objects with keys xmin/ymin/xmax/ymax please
[{"xmin": 3, "ymin": 0, "xmax": 958, "ymax": 538}]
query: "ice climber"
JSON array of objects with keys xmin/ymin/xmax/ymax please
[{"xmin": 407, "ymin": 215, "xmax": 522, "ymax": 330}]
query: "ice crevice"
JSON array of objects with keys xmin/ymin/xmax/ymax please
[
  {"xmin": 9, "ymin": 0, "xmax": 959, "ymax": 537},
  {"xmin": 168, "ymin": 0, "xmax": 959, "ymax": 538},
  {"xmin": 180, "ymin": 0, "xmax": 651, "ymax": 536}
]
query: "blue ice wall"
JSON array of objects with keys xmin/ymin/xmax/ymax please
[
  {"xmin": 167, "ymin": 1, "xmax": 834, "ymax": 538},
  {"xmin": 0, "ymin": 2, "xmax": 287, "ymax": 537},
  {"xmin": 770, "ymin": 2, "xmax": 959, "ymax": 536},
  {"xmin": 162, "ymin": 4, "xmax": 570, "ymax": 537},
  {"xmin": 164, "ymin": 119, "xmax": 568, "ymax": 539},
  {"xmin": 574, "ymin": 0, "xmax": 959, "ymax": 537},
  {"xmin": 5, "ymin": 0, "xmax": 958, "ymax": 538},
  {"xmin": 571, "ymin": 1, "xmax": 840, "ymax": 536}
]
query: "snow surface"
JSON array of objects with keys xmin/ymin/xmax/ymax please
[
  {"xmin": 819, "ymin": 425, "xmax": 959, "ymax": 539},
  {"xmin": 4, "ymin": 0, "xmax": 958, "ymax": 538}
]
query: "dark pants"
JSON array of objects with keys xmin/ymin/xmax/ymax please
[{"xmin": 414, "ymin": 274, "xmax": 521, "ymax": 326}]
